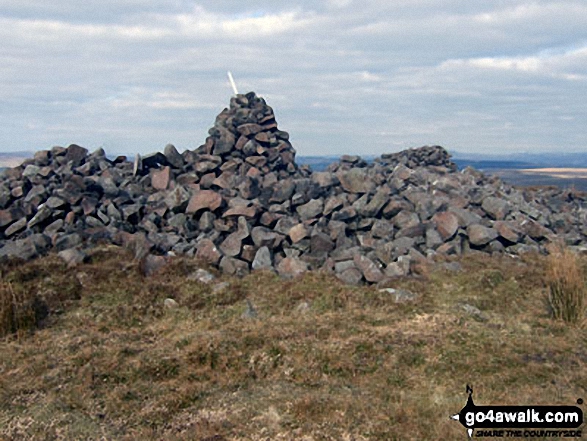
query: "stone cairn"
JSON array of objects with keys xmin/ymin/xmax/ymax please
[{"xmin": 1, "ymin": 91, "xmax": 586, "ymax": 284}]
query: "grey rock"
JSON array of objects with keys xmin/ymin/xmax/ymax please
[
  {"xmin": 336, "ymin": 267, "xmax": 363, "ymax": 285},
  {"xmin": 242, "ymin": 299, "xmax": 258, "ymax": 319},
  {"xmin": 426, "ymin": 227, "xmax": 444, "ymax": 249},
  {"xmin": 310, "ymin": 231, "xmax": 335, "ymax": 254},
  {"xmin": 23, "ymin": 164, "xmax": 41, "ymax": 179},
  {"xmin": 482, "ymin": 196, "xmax": 510, "ymax": 220},
  {"xmin": 121, "ymin": 204, "xmax": 142, "ymax": 224},
  {"xmin": 312, "ymin": 171, "xmax": 337, "ymax": 188},
  {"xmin": 219, "ymin": 232, "xmax": 242, "ymax": 257},
  {"xmin": 371, "ymin": 219, "xmax": 394, "ymax": 239},
  {"xmin": 459, "ymin": 303, "xmax": 489, "ymax": 322},
  {"xmin": 384, "ymin": 262, "xmax": 406, "ymax": 278},
  {"xmin": 467, "ymin": 224, "xmax": 498, "ymax": 246},
  {"xmin": 297, "ymin": 198, "xmax": 324, "ymax": 220},
  {"xmin": 4, "ymin": 217, "xmax": 27, "ymax": 237},
  {"xmin": 359, "ymin": 188, "xmax": 390, "ymax": 217},
  {"xmin": 334, "ymin": 260, "xmax": 356, "ymax": 273},
  {"xmin": 164, "ymin": 186, "xmax": 191, "ymax": 213},
  {"xmin": 323, "ymin": 195, "xmax": 345, "ymax": 216},
  {"xmin": 251, "ymin": 226, "xmax": 280, "ymax": 249},
  {"xmin": 164, "ymin": 298, "xmax": 179, "ymax": 309},
  {"xmin": 449, "ymin": 207, "xmax": 482, "ymax": 228},
  {"xmin": 187, "ymin": 268, "xmax": 216, "ymax": 284},
  {"xmin": 295, "ymin": 301, "xmax": 311, "ymax": 314},
  {"xmin": 28, "ymin": 204, "xmax": 52, "ymax": 228},
  {"xmin": 337, "ymin": 169, "xmax": 375, "ymax": 194},
  {"xmin": 212, "ymin": 127, "xmax": 236, "ymax": 156},
  {"xmin": 252, "ymin": 246, "xmax": 272, "ymax": 270},
  {"xmin": 58, "ymin": 248, "xmax": 87, "ymax": 267},
  {"xmin": 274, "ymin": 216, "xmax": 299, "ymax": 235},
  {"xmin": 198, "ymin": 211, "xmax": 216, "ymax": 232},
  {"xmin": 212, "ymin": 282, "xmax": 230, "ymax": 293},
  {"xmin": 45, "ymin": 196, "xmax": 66, "ymax": 210},
  {"xmin": 331, "ymin": 206, "xmax": 357, "ymax": 222},
  {"xmin": 140, "ymin": 254, "xmax": 167, "ymax": 276},
  {"xmin": 440, "ymin": 261, "xmax": 463, "ymax": 272},
  {"xmin": 378, "ymin": 288, "xmax": 419, "ymax": 303},
  {"xmin": 54, "ymin": 233, "xmax": 83, "ymax": 251},
  {"xmin": 353, "ymin": 254, "xmax": 384, "ymax": 283},
  {"xmin": 163, "ymin": 143, "xmax": 185, "ymax": 169},
  {"xmin": 3, "ymin": 234, "xmax": 50, "ymax": 260},
  {"xmin": 219, "ymin": 256, "xmax": 250, "ymax": 276},
  {"xmin": 133, "ymin": 154, "xmax": 143, "ymax": 176},
  {"xmin": 65, "ymin": 144, "xmax": 88, "ymax": 166}
]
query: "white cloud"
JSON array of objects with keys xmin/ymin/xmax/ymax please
[
  {"xmin": 440, "ymin": 45, "xmax": 587, "ymax": 80},
  {"xmin": 0, "ymin": 1, "xmax": 586, "ymax": 155}
]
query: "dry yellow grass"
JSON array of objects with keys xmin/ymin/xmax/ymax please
[
  {"xmin": 0, "ymin": 248, "xmax": 586, "ymax": 440},
  {"xmin": 546, "ymin": 244, "xmax": 586, "ymax": 324}
]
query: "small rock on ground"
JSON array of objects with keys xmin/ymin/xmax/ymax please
[
  {"xmin": 164, "ymin": 298, "xmax": 179, "ymax": 309},
  {"xmin": 378, "ymin": 288, "xmax": 420, "ymax": 303},
  {"xmin": 188, "ymin": 268, "xmax": 216, "ymax": 284}
]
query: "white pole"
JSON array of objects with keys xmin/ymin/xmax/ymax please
[{"xmin": 227, "ymin": 71, "xmax": 239, "ymax": 95}]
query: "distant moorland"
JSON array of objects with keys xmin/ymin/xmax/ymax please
[{"xmin": 2, "ymin": 149, "xmax": 587, "ymax": 190}]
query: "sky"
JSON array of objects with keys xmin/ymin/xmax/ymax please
[{"xmin": 0, "ymin": 1, "xmax": 586, "ymax": 157}]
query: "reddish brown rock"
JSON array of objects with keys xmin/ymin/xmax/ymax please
[
  {"xmin": 186, "ymin": 190, "xmax": 223, "ymax": 214},
  {"xmin": 151, "ymin": 166, "xmax": 171, "ymax": 190},
  {"xmin": 222, "ymin": 205, "xmax": 258, "ymax": 219},
  {"xmin": 237, "ymin": 123, "xmax": 264, "ymax": 136},
  {"xmin": 433, "ymin": 211, "xmax": 459, "ymax": 241},
  {"xmin": 521, "ymin": 219, "xmax": 551, "ymax": 241},
  {"xmin": 494, "ymin": 221, "xmax": 521, "ymax": 243},
  {"xmin": 289, "ymin": 224, "xmax": 309, "ymax": 243},
  {"xmin": 276, "ymin": 257, "xmax": 309, "ymax": 278},
  {"xmin": 0, "ymin": 207, "xmax": 24, "ymax": 228},
  {"xmin": 255, "ymin": 132, "xmax": 270, "ymax": 144},
  {"xmin": 195, "ymin": 239, "xmax": 222, "ymax": 265},
  {"xmin": 235, "ymin": 135, "xmax": 248, "ymax": 151}
]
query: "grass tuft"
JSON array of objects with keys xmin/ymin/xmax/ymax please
[
  {"xmin": 546, "ymin": 244, "xmax": 586, "ymax": 324},
  {"xmin": 0, "ymin": 281, "xmax": 36, "ymax": 337}
]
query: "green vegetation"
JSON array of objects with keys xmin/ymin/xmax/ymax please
[{"xmin": 0, "ymin": 248, "xmax": 585, "ymax": 440}]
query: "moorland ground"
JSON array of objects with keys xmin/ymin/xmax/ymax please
[{"xmin": 1, "ymin": 247, "xmax": 586, "ymax": 440}]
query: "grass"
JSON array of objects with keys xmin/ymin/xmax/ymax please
[
  {"xmin": 546, "ymin": 244, "xmax": 586, "ymax": 324},
  {"xmin": 0, "ymin": 247, "xmax": 586, "ymax": 440}
]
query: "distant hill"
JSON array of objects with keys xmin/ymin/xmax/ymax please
[
  {"xmin": 451, "ymin": 151, "xmax": 587, "ymax": 169},
  {"xmin": 450, "ymin": 159, "xmax": 539, "ymax": 170},
  {"xmin": 0, "ymin": 151, "xmax": 32, "ymax": 169},
  {"xmin": 298, "ymin": 150, "xmax": 587, "ymax": 172}
]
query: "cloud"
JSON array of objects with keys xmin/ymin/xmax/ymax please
[
  {"xmin": 0, "ymin": 1, "xmax": 586, "ymax": 156},
  {"xmin": 440, "ymin": 45, "xmax": 587, "ymax": 80}
]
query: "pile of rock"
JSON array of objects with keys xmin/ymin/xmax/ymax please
[
  {"xmin": 0, "ymin": 92, "xmax": 586, "ymax": 284},
  {"xmin": 193, "ymin": 91, "xmax": 300, "ymax": 177}
]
